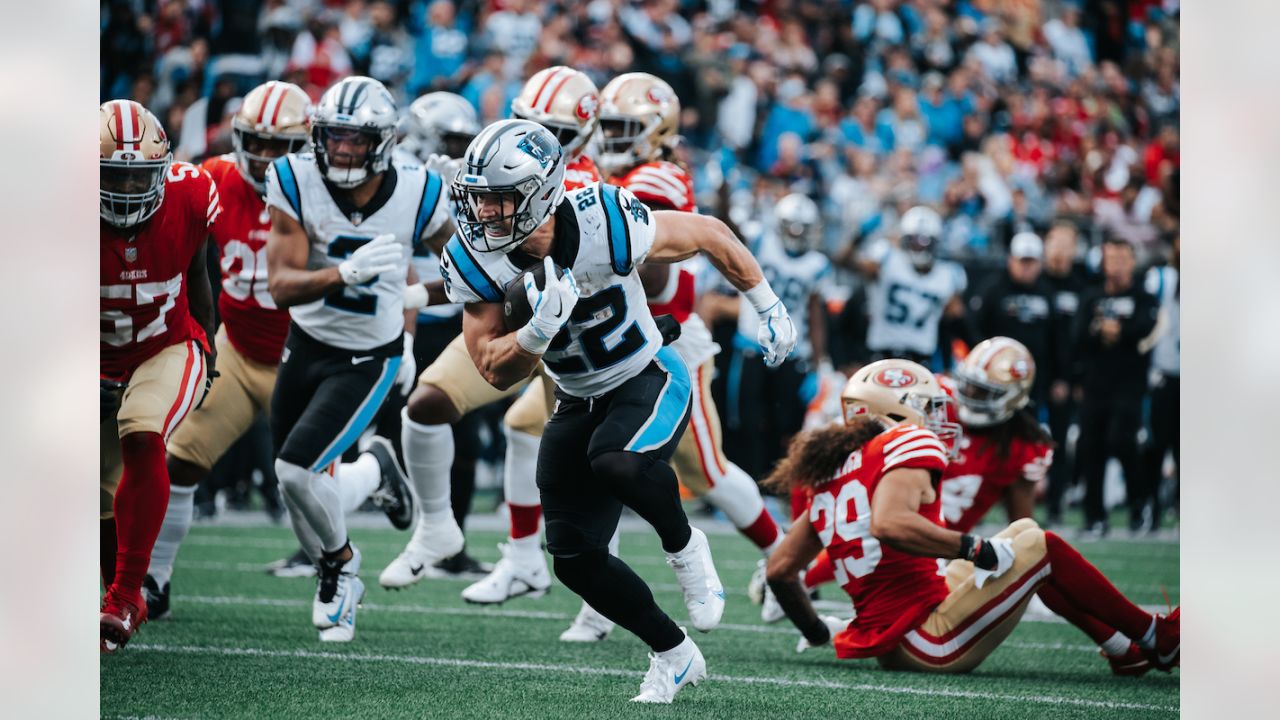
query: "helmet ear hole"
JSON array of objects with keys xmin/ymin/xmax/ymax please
[{"xmin": 886, "ymin": 413, "xmax": 907, "ymax": 422}]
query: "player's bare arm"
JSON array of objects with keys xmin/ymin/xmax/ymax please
[
  {"xmin": 870, "ymin": 467, "xmax": 966, "ymax": 558},
  {"xmin": 765, "ymin": 513, "xmax": 827, "ymax": 635},
  {"xmin": 462, "ymin": 301, "xmax": 541, "ymax": 390},
  {"xmin": 266, "ymin": 206, "xmax": 344, "ymax": 307},
  {"xmin": 647, "ymin": 211, "xmax": 764, "ymax": 291},
  {"xmin": 1004, "ymin": 477, "xmax": 1038, "ymax": 523},
  {"xmin": 187, "ymin": 237, "xmax": 218, "ymax": 369}
]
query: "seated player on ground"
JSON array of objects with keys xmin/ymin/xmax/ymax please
[{"xmin": 764, "ymin": 359, "xmax": 1179, "ymax": 675}]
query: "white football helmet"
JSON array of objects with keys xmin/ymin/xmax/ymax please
[
  {"xmin": 597, "ymin": 72, "xmax": 680, "ymax": 176},
  {"xmin": 403, "ymin": 92, "xmax": 480, "ymax": 162},
  {"xmin": 511, "ymin": 66, "xmax": 600, "ymax": 159},
  {"xmin": 899, "ymin": 205, "xmax": 943, "ymax": 272},
  {"xmin": 775, "ymin": 193, "xmax": 820, "ymax": 256},
  {"xmin": 452, "ymin": 119, "xmax": 566, "ymax": 254},
  {"xmin": 100, "ymin": 99, "xmax": 172, "ymax": 228},
  {"xmin": 841, "ymin": 358, "xmax": 961, "ymax": 454},
  {"xmin": 311, "ymin": 76, "xmax": 398, "ymax": 188},
  {"xmin": 231, "ymin": 81, "xmax": 311, "ymax": 194},
  {"xmin": 953, "ymin": 337, "xmax": 1035, "ymax": 428}
]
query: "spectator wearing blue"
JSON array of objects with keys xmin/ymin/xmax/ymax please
[
  {"xmin": 461, "ymin": 51, "xmax": 518, "ymax": 118},
  {"xmin": 408, "ymin": 0, "xmax": 469, "ymax": 95},
  {"xmin": 1043, "ymin": 2, "xmax": 1094, "ymax": 78},
  {"xmin": 757, "ymin": 77, "xmax": 814, "ymax": 171},
  {"xmin": 840, "ymin": 95, "xmax": 894, "ymax": 158},
  {"xmin": 349, "ymin": 1, "xmax": 413, "ymax": 95},
  {"xmin": 918, "ymin": 72, "xmax": 964, "ymax": 149},
  {"xmin": 853, "ymin": 0, "xmax": 906, "ymax": 49}
]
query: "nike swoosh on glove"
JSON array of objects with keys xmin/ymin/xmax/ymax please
[
  {"xmin": 339, "ymin": 234, "xmax": 403, "ymax": 286},
  {"xmin": 972, "ymin": 537, "xmax": 1016, "ymax": 589},
  {"xmin": 757, "ymin": 301, "xmax": 798, "ymax": 368}
]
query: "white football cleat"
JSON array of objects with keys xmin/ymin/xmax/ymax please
[
  {"xmin": 631, "ymin": 630, "xmax": 706, "ymax": 704},
  {"xmin": 460, "ymin": 542, "xmax": 550, "ymax": 604},
  {"xmin": 665, "ymin": 527, "xmax": 725, "ymax": 632},
  {"xmin": 379, "ymin": 510, "xmax": 465, "ymax": 589},
  {"xmin": 760, "ymin": 583, "xmax": 786, "ymax": 623},
  {"xmin": 747, "ymin": 559, "xmax": 767, "ymax": 605},
  {"xmin": 312, "ymin": 545, "xmax": 365, "ymax": 642},
  {"xmin": 559, "ymin": 602, "xmax": 614, "ymax": 642}
]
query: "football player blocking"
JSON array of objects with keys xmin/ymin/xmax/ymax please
[
  {"xmin": 140, "ymin": 81, "xmax": 420, "ymax": 621},
  {"xmin": 262, "ymin": 77, "xmax": 455, "ymax": 642},
  {"xmin": 100, "ymin": 100, "xmax": 218, "ymax": 652},
  {"xmin": 441, "ymin": 118, "xmax": 797, "ymax": 703},
  {"xmin": 762, "ymin": 358, "xmax": 1179, "ymax": 674}
]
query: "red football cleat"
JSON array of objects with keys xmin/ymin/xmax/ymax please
[
  {"xmin": 1104, "ymin": 642, "xmax": 1152, "ymax": 677},
  {"xmin": 100, "ymin": 589, "xmax": 147, "ymax": 654},
  {"xmin": 1143, "ymin": 607, "xmax": 1180, "ymax": 671}
]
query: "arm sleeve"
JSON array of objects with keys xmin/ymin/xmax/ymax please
[{"xmin": 264, "ymin": 157, "xmax": 302, "ymax": 223}]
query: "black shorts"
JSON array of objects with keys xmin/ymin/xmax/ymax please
[
  {"xmin": 271, "ymin": 323, "xmax": 403, "ymax": 472},
  {"xmin": 536, "ymin": 347, "xmax": 691, "ymax": 556}
]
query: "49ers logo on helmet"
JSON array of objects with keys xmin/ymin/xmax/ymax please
[
  {"xmin": 1008, "ymin": 358, "xmax": 1031, "ymax": 379},
  {"xmin": 575, "ymin": 94, "xmax": 598, "ymax": 121},
  {"xmin": 874, "ymin": 368, "xmax": 917, "ymax": 388},
  {"xmin": 646, "ymin": 86, "xmax": 671, "ymax": 105}
]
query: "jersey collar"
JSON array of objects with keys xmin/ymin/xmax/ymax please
[{"xmin": 323, "ymin": 165, "xmax": 398, "ymax": 226}]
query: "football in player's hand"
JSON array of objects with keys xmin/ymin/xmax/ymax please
[{"xmin": 503, "ymin": 260, "xmax": 566, "ymax": 332}]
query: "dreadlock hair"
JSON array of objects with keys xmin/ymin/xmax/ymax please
[
  {"xmin": 765, "ymin": 417, "xmax": 887, "ymax": 493},
  {"xmin": 966, "ymin": 407, "xmax": 1054, "ymax": 460}
]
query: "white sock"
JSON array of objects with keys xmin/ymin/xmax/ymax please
[
  {"xmin": 402, "ymin": 408, "xmax": 453, "ymax": 514},
  {"xmin": 1139, "ymin": 617, "xmax": 1157, "ymax": 649},
  {"xmin": 509, "ymin": 533, "xmax": 542, "ymax": 554},
  {"xmin": 337, "ymin": 453, "xmax": 382, "ymax": 514},
  {"xmin": 704, "ymin": 462, "xmax": 767, "ymax": 529},
  {"xmin": 658, "ymin": 632, "xmax": 692, "ymax": 659},
  {"xmin": 503, "ymin": 426, "xmax": 542, "ymax": 506},
  {"xmin": 1100, "ymin": 631, "xmax": 1131, "ymax": 657},
  {"xmin": 761, "ymin": 535, "xmax": 783, "ymax": 557},
  {"xmin": 277, "ymin": 459, "xmax": 347, "ymax": 554},
  {"xmin": 147, "ymin": 484, "xmax": 196, "ymax": 587}
]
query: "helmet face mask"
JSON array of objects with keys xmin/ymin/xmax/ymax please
[
  {"xmin": 903, "ymin": 233, "xmax": 936, "ymax": 271},
  {"xmin": 452, "ymin": 120, "xmax": 566, "ymax": 254},
  {"xmin": 439, "ymin": 130, "xmax": 476, "ymax": 160},
  {"xmin": 232, "ymin": 124, "xmax": 309, "ymax": 189},
  {"xmin": 597, "ymin": 73, "xmax": 679, "ymax": 176},
  {"xmin": 840, "ymin": 359, "xmax": 963, "ymax": 457},
  {"xmin": 954, "ymin": 337, "xmax": 1035, "ymax": 428},
  {"xmin": 231, "ymin": 81, "xmax": 311, "ymax": 193},
  {"xmin": 311, "ymin": 77, "xmax": 398, "ymax": 189},
  {"xmin": 899, "ymin": 205, "xmax": 943, "ymax": 272},
  {"xmin": 775, "ymin": 193, "xmax": 820, "ymax": 256}
]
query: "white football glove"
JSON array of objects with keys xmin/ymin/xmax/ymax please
[
  {"xmin": 758, "ymin": 301, "xmax": 798, "ymax": 368},
  {"xmin": 423, "ymin": 153, "xmax": 464, "ymax": 181},
  {"xmin": 795, "ymin": 616, "xmax": 848, "ymax": 654},
  {"xmin": 403, "ymin": 282, "xmax": 429, "ymax": 310},
  {"xmin": 339, "ymin": 234, "xmax": 403, "ymax": 286},
  {"xmin": 972, "ymin": 537, "xmax": 1016, "ymax": 589},
  {"xmin": 516, "ymin": 256, "xmax": 581, "ymax": 354},
  {"xmin": 395, "ymin": 333, "xmax": 417, "ymax": 396}
]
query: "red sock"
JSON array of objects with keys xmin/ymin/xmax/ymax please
[
  {"xmin": 789, "ymin": 487, "xmax": 808, "ymax": 521},
  {"xmin": 739, "ymin": 508, "xmax": 780, "ymax": 551},
  {"xmin": 804, "ymin": 550, "xmax": 836, "ymax": 589},
  {"xmin": 508, "ymin": 503, "xmax": 542, "ymax": 540},
  {"xmin": 1044, "ymin": 532, "xmax": 1152, "ymax": 639},
  {"xmin": 1037, "ymin": 584, "xmax": 1119, "ymax": 645},
  {"xmin": 100, "ymin": 517, "xmax": 117, "ymax": 588},
  {"xmin": 111, "ymin": 432, "xmax": 169, "ymax": 598}
]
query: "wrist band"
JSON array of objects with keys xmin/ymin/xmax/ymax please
[
  {"xmin": 744, "ymin": 281, "xmax": 781, "ymax": 314},
  {"xmin": 515, "ymin": 323, "xmax": 551, "ymax": 355},
  {"xmin": 959, "ymin": 534, "xmax": 976, "ymax": 561}
]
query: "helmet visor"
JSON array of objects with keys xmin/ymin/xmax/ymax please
[
  {"xmin": 906, "ymin": 392, "xmax": 963, "ymax": 457},
  {"xmin": 234, "ymin": 127, "xmax": 308, "ymax": 184},
  {"xmin": 100, "ymin": 158, "xmax": 169, "ymax": 226},
  {"xmin": 316, "ymin": 125, "xmax": 378, "ymax": 169},
  {"xmin": 599, "ymin": 116, "xmax": 644, "ymax": 156},
  {"xmin": 441, "ymin": 130, "xmax": 476, "ymax": 160}
]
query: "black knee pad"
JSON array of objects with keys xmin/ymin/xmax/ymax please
[
  {"xmin": 552, "ymin": 548, "xmax": 610, "ymax": 591},
  {"xmin": 589, "ymin": 450, "xmax": 656, "ymax": 488}
]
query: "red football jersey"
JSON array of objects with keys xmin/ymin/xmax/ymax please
[
  {"xmin": 805, "ymin": 424, "xmax": 951, "ymax": 659},
  {"xmin": 101, "ymin": 162, "xmax": 219, "ymax": 380},
  {"xmin": 563, "ymin": 154, "xmax": 601, "ymax": 191},
  {"xmin": 609, "ymin": 161, "xmax": 696, "ymax": 213},
  {"xmin": 940, "ymin": 431, "xmax": 1053, "ymax": 534},
  {"xmin": 202, "ymin": 155, "xmax": 291, "ymax": 365},
  {"xmin": 646, "ymin": 265, "xmax": 696, "ymax": 323}
]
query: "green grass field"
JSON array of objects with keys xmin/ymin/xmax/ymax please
[{"xmin": 101, "ymin": 520, "xmax": 1179, "ymax": 719}]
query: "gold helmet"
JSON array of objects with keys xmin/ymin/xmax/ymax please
[
  {"xmin": 841, "ymin": 359, "xmax": 961, "ymax": 454},
  {"xmin": 511, "ymin": 66, "xmax": 600, "ymax": 159},
  {"xmin": 953, "ymin": 337, "xmax": 1035, "ymax": 428},
  {"xmin": 232, "ymin": 81, "xmax": 312, "ymax": 193},
  {"xmin": 100, "ymin": 99, "xmax": 172, "ymax": 228},
  {"xmin": 597, "ymin": 72, "xmax": 679, "ymax": 176}
]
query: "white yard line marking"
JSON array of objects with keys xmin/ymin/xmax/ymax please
[{"xmin": 127, "ymin": 643, "xmax": 1178, "ymax": 713}]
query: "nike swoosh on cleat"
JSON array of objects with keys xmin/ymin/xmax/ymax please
[
  {"xmin": 673, "ymin": 657, "xmax": 694, "ymax": 685},
  {"xmin": 714, "ymin": 590, "xmax": 725, "ymax": 600},
  {"xmin": 410, "ymin": 564, "xmax": 425, "ymax": 576},
  {"xmin": 326, "ymin": 597, "xmax": 346, "ymax": 625}
]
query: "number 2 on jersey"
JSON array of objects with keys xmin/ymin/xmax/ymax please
[
  {"xmin": 810, "ymin": 478, "xmax": 882, "ymax": 582},
  {"xmin": 325, "ymin": 236, "xmax": 378, "ymax": 315}
]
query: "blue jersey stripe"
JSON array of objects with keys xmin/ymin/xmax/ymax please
[
  {"xmin": 413, "ymin": 171, "xmax": 444, "ymax": 248},
  {"xmin": 445, "ymin": 237, "xmax": 503, "ymax": 302},
  {"xmin": 600, "ymin": 184, "xmax": 632, "ymax": 275},
  {"xmin": 272, "ymin": 156, "xmax": 304, "ymax": 224},
  {"xmin": 626, "ymin": 346, "xmax": 692, "ymax": 453}
]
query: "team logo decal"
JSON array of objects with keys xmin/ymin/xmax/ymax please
[
  {"xmin": 517, "ymin": 133, "xmax": 557, "ymax": 169},
  {"xmin": 575, "ymin": 94, "xmax": 598, "ymax": 121},
  {"xmin": 1008, "ymin": 358, "xmax": 1030, "ymax": 379},
  {"xmin": 125, "ymin": 246, "xmax": 137, "ymax": 263},
  {"xmin": 646, "ymin": 85, "xmax": 671, "ymax": 105},
  {"xmin": 874, "ymin": 368, "xmax": 916, "ymax": 388}
]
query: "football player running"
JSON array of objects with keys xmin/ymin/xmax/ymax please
[
  {"xmin": 442, "ymin": 119, "xmax": 796, "ymax": 702},
  {"xmin": 859, "ymin": 206, "xmax": 967, "ymax": 367},
  {"xmin": 380, "ymin": 69, "xmax": 600, "ymax": 591},
  {"xmin": 762, "ymin": 359, "xmax": 1179, "ymax": 674},
  {"xmin": 264, "ymin": 77, "xmax": 453, "ymax": 642},
  {"xmin": 100, "ymin": 100, "xmax": 218, "ymax": 652},
  {"xmin": 143, "ymin": 81, "xmax": 417, "ymax": 616}
]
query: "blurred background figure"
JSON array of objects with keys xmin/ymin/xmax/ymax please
[{"xmin": 1142, "ymin": 233, "xmax": 1180, "ymax": 530}]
